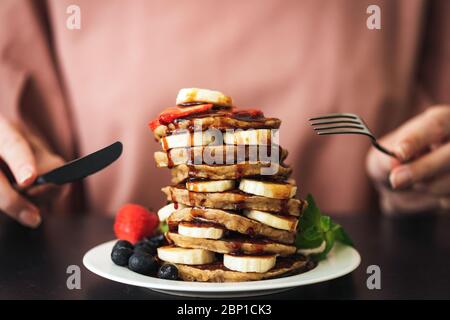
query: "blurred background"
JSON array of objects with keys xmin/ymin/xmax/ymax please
[{"xmin": 0, "ymin": 0, "xmax": 448, "ymax": 216}]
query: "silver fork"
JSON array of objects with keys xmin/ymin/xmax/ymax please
[{"xmin": 309, "ymin": 113, "xmax": 399, "ymax": 159}]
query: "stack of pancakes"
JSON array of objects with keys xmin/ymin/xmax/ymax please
[{"xmin": 151, "ymin": 88, "xmax": 311, "ymax": 282}]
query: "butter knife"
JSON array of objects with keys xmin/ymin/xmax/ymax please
[{"xmin": 31, "ymin": 141, "xmax": 123, "ymax": 187}]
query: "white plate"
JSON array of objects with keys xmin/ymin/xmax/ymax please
[{"xmin": 83, "ymin": 240, "xmax": 361, "ymax": 298}]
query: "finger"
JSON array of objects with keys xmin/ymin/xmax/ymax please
[
  {"xmin": 27, "ymin": 185, "xmax": 71, "ymax": 215},
  {"xmin": 366, "ymin": 135, "xmax": 402, "ymax": 184},
  {"xmin": 22, "ymin": 127, "xmax": 65, "ymax": 173},
  {"xmin": 390, "ymin": 142, "xmax": 450, "ymax": 189},
  {"xmin": 0, "ymin": 171, "xmax": 41, "ymax": 228},
  {"xmin": 391, "ymin": 106, "xmax": 450, "ymax": 161},
  {"xmin": 413, "ymin": 173, "xmax": 450, "ymax": 196},
  {"xmin": 27, "ymin": 184, "xmax": 59, "ymax": 198},
  {"xmin": 0, "ymin": 116, "xmax": 36, "ymax": 187},
  {"xmin": 25, "ymin": 139, "xmax": 65, "ymax": 198},
  {"xmin": 439, "ymin": 197, "xmax": 450, "ymax": 211},
  {"xmin": 35, "ymin": 149, "xmax": 65, "ymax": 174},
  {"xmin": 15, "ymin": 127, "xmax": 66, "ymax": 202},
  {"xmin": 23, "ymin": 133, "xmax": 65, "ymax": 199},
  {"xmin": 378, "ymin": 185, "xmax": 440, "ymax": 215}
]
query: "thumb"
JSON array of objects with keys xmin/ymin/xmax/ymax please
[
  {"xmin": 366, "ymin": 140, "xmax": 401, "ymax": 185},
  {"xmin": 22, "ymin": 127, "xmax": 66, "ymax": 174}
]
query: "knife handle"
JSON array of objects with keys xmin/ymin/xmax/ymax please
[{"xmin": 33, "ymin": 175, "xmax": 48, "ymax": 186}]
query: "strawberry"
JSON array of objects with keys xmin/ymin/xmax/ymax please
[
  {"xmin": 148, "ymin": 118, "xmax": 161, "ymax": 131},
  {"xmin": 148, "ymin": 104, "xmax": 213, "ymax": 131},
  {"xmin": 113, "ymin": 204, "xmax": 159, "ymax": 244}
]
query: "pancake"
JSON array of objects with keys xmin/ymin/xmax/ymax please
[
  {"xmin": 168, "ymin": 207, "xmax": 296, "ymax": 244},
  {"xmin": 152, "ymin": 113, "xmax": 281, "ymax": 140},
  {"xmin": 166, "ymin": 232, "xmax": 297, "ymax": 256},
  {"xmin": 162, "ymin": 186, "xmax": 305, "ymax": 216},
  {"xmin": 174, "ymin": 254, "xmax": 313, "ymax": 282},
  {"xmin": 154, "ymin": 145, "xmax": 288, "ymax": 168},
  {"xmin": 170, "ymin": 163, "xmax": 291, "ymax": 184}
]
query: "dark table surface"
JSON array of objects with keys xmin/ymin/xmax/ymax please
[{"xmin": 0, "ymin": 211, "xmax": 449, "ymax": 300}]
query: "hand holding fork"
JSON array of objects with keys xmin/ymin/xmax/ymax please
[{"xmin": 310, "ymin": 106, "xmax": 450, "ymax": 214}]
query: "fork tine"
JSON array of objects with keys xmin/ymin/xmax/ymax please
[
  {"xmin": 309, "ymin": 113, "xmax": 398, "ymax": 159},
  {"xmin": 309, "ymin": 113, "xmax": 358, "ymax": 121},
  {"xmin": 313, "ymin": 125, "xmax": 365, "ymax": 131},
  {"xmin": 316, "ymin": 130, "xmax": 371, "ymax": 137},
  {"xmin": 310, "ymin": 119, "xmax": 361, "ymax": 126}
]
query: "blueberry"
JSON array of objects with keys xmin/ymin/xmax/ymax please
[
  {"xmin": 143, "ymin": 234, "xmax": 165, "ymax": 248},
  {"xmin": 111, "ymin": 247, "xmax": 133, "ymax": 266},
  {"xmin": 157, "ymin": 264, "xmax": 179, "ymax": 280},
  {"xmin": 134, "ymin": 241, "xmax": 156, "ymax": 255},
  {"xmin": 113, "ymin": 240, "xmax": 134, "ymax": 251},
  {"xmin": 128, "ymin": 253, "xmax": 158, "ymax": 275}
]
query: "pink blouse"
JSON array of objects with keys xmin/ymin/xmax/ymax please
[{"xmin": 1, "ymin": 0, "xmax": 449, "ymax": 215}]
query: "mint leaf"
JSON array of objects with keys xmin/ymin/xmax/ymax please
[
  {"xmin": 320, "ymin": 216, "xmax": 331, "ymax": 232},
  {"xmin": 303, "ymin": 226, "xmax": 322, "ymax": 241},
  {"xmin": 334, "ymin": 224, "xmax": 354, "ymax": 247},
  {"xmin": 295, "ymin": 235, "xmax": 323, "ymax": 249},
  {"xmin": 295, "ymin": 195, "xmax": 325, "ymax": 249},
  {"xmin": 296, "ymin": 225, "xmax": 323, "ymax": 249},
  {"xmin": 301, "ymin": 194, "xmax": 321, "ymax": 228},
  {"xmin": 296, "ymin": 194, "xmax": 354, "ymax": 261}
]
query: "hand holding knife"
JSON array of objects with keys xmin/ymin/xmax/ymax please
[
  {"xmin": 3, "ymin": 141, "xmax": 123, "ymax": 227},
  {"xmin": 26, "ymin": 141, "xmax": 123, "ymax": 188}
]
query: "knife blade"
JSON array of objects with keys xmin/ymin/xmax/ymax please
[{"xmin": 33, "ymin": 141, "xmax": 123, "ymax": 186}]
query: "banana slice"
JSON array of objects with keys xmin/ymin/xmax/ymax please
[
  {"xmin": 161, "ymin": 129, "xmax": 276, "ymax": 150},
  {"xmin": 160, "ymin": 132, "xmax": 220, "ymax": 150},
  {"xmin": 223, "ymin": 254, "xmax": 276, "ymax": 273},
  {"xmin": 178, "ymin": 222, "xmax": 224, "ymax": 239},
  {"xmin": 186, "ymin": 180, "xmax": 235, "ymax": 192},
  {"xmin": 176, "ymin": 88, "xmax": 232, "ymax": 107},
  {"xmin": 157, "ymin": 246, "xmax": 215, "ymax": 265},
  {"xmin": 157, "ymin": 203, "xmax": 187, "ymax": 222},
  {"xmin": 224, "ymin": 129, "xmax": 273, "ymax": 145},
  {"xmin": 239, "ymin": 179, "xmax": 297, "ymax": 199},
  {"xmin": 244, "ymin": 209, "xmax": 298, "ymax": 231},
  {"xmin": 297, "ymin": 241, "xmax": 327, "ymax": 256}
]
